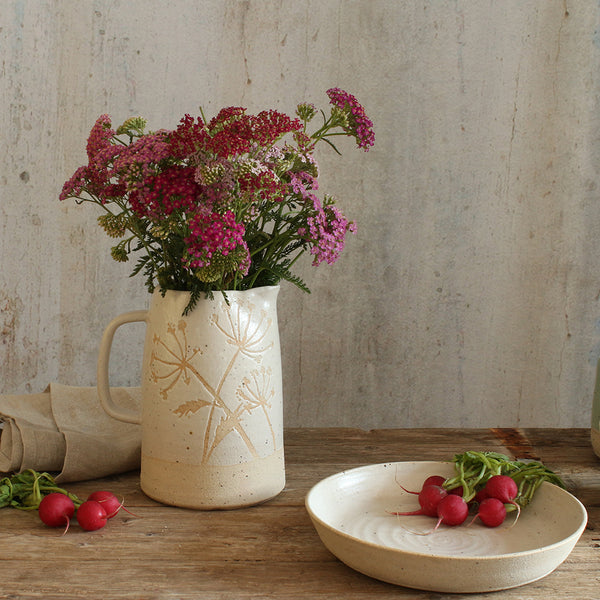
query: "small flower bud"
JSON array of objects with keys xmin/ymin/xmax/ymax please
[
  {"xmin": 296, "ymin": 103, "xmax": 317, "ymax": 122},
  {"xmin": 116, "ymin": 116, "xmax": 147, "ymax": 136},
  {"xmin": 110, "ymin": 246, "xmax": 129, "ymax": 262}
]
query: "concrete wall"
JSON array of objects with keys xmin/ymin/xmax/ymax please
[{"xmin": 2, "ymin": 0, "xmax": 600, "ymax": 428}]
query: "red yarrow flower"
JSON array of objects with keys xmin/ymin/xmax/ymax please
[
  {"xmin": 249, "ymin": 110, "xmax": 303, "ymax": 148},
  {"xmin": 169, "ymin": 114, "xmax": 207, "ymax": 160},
  {"xmin": 129, "ymin": 165, "xmax": 201, "ymax": 221},
  {"xmin": 60, "ymin": 165, "xmax": 89, "ymax": 201},
  {"xmin": 239, "ymin": 169, "xmax": 288, "ymax": 203},
  {"xmin": 204, "ymin": 108, "xmax": 302, "ymax": 159},
  {"xmin": 62, "ymin": 114, "xmax": 124, "ymax": 203}
]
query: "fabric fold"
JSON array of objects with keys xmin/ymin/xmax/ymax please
[{"xmin": 0, "ymin": 384, "xmax": 141, "ymax": 482}]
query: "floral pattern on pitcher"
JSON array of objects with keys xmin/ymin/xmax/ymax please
[{"xmin": 149, "ymin": 297, "xmax": 277, "ymax": 464}]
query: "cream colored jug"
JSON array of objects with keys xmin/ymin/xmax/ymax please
[{"xmin": 97, "ymin": 286, "xmax": 285, "ymax": 509}]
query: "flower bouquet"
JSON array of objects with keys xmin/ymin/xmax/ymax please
[{"xmin": 60, "ymin": 88, "xmax": 374, "ymax": 312}]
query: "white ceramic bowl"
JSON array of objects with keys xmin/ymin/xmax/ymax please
[{"xmin": 305, "ymin": 461, "xmax": 587, "ymax": 593}]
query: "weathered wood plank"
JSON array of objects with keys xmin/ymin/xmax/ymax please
[{"xmin": 0, "ymin": 428, "xmax": 597, "ymax": 599}]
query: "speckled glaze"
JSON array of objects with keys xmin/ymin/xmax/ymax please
[{"xmin": 97, "ymin": 286, "xmax": 285, "ymax": 509}]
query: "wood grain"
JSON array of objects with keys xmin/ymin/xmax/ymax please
[{"xmin": 0, "ymin": 428, "xmax": 598, "ymax": 599}]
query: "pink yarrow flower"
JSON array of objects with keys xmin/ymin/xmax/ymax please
[
  {"xmin": 113, "ymin": 131, "xmax": 172, "ymax": 191},
  {"xmin": 289, "ymin": 171, "xmax": 318, "ymax": 199},
  {"xmin": 86, "ymin": 114, "xmax": 115, "ymax": 161},
  {"xmin": 326, "ymin": 88, "xmax": 375, "ymax": 151},
  {"xmin": 62, "ymin": 115, "xmax": 124, "ymax": 203},
  {"xmin": 302, "ymin": 194, "xmax": 357, "ymax": 266}
]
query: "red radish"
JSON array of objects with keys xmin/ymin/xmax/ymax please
[
  {"xmin": 447, "ymin": 485, "xmax": 464, "ymax": 497},
  {"xmin": 484, "ymin": 475, "xmax": 521, "ymax": 522},
  {"xmin": 76, "ymin": 500, "xmax": 108, "ymax": 531},
  {"xmin": 396, "ymin": 494, "xmax": 469, "ymax": 536},
  {"xmin": 422, "ymin": 475, "xmax": 446, "ymax": 488},
  {"xmin": 395, "ymin": 474, "xmax": 446, "ymax": 495},
  {"xmin": 87, "ymin": 491, "xmax": 135, "ymax": 518},
  {"xmin": 437, "ymin": 494, "xmax": 469, "ymax": 525},
  {"xmin": 470, "ymin": 497, "xmax": 507, "ymax": 527},
  {"xmin": 390, "ymin": 484, "xmax": 448, "ymax": 517},
  {"xmin": 38, "ymin": 493, "xmax": 75, "ymax": 534},
  {"xmin": 429, "ymin": 494, "xmax": 469, "ymax": 532},
  {"xmin": 474, "ymin": 488, "xmax": 489, "ymax": 503}
]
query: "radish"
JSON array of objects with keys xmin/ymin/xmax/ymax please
[
  {"xmin": 420, "ymin": 475, "xmax": 446, "ymax": 489},
  {"xmin": 395, "ymin": 474, "xmax": 446, "ymax": 495},
  {"xmin": 447, "ymin": 485, "xmax": 464, "ymax": 497},
  {"xmin": 474, "ymin": 488, "xmax": 489, "ymax": 503},
  {"xmin": 434, "ymin": 494, "xmax": 469, "ymax": 527},
  {"xmin": 423, "ymin": 475, "xmax": 446, "ymax": 487},
  {"xmin": 38, "ymin": 493, "xmax": 75, "ymax": 535},
  {"xmin": 76, "ymin": 500, "xmax": 108, "ymax": 531},
  {"xmin": 412, "ymin": 494, "xmax": 470, "ymax": 536},
  {"xmin": 484, "ymin": 475, "xmax": 521, "ymax": 523},
  {"xmin": 469, "ymin": 497, "xmax": 507, "ymax": 527},
  {"xmin": 417, "ymin": 485, "xmax": 449, "ymax": 517},
  {"xmin": 87, "ymin": 491, "xmax": 135, "ymax": 519},
  {"xmin": 390, "ymin": 484, "xmax": 448, "ymax": 517},
  {"xmin": 420, "ymin": 494, "xmax": 469, "ymax": 535}
]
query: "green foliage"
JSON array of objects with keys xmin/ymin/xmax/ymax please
[
  {"xmin": 445, "ymin": 451, "xmax": 566, "ymax": 507},
  {"xmin": 0, "ymin": 470, "xmax": 82, "ymax": 510}
]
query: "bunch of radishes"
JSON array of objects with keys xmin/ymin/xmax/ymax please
[
  {"xmin": 390, "ymin": 451, "xmax": 566, "ymax": 534},
  {"xmin": 38, "ymin": 490, "xmax": 133, "ymax": 534},
  {"xmin": 391, "ymin": 473, "xmax": 520, "ymax": 532}
]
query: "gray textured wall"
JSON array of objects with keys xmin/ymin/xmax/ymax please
[{"xmin": 2, "ymin": 1, "xmax": 600, "ymax": 428}]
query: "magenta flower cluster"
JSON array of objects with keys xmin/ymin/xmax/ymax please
[
  {"xmin": 306, "ymin": 200, "xmax": 358, "ymax": 266},
  {"xmin": 60, "ymin": 89, "xmax": 375, "ymax": 296},
  {"xmin": 185, "ymin": 210, "xmax": 249, "ymax": 274},
  {"xmin": 326, "ymin": 87, "xmax": 375, "ymax": 151}
]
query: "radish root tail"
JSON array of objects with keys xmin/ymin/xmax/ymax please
[
  {"xmin": 506, "ymin": 502, "xmax": 521, "ymax": 529},
  {"xmin": 61, "ymin": 517, "xmax": 71, "ymax": 536}
]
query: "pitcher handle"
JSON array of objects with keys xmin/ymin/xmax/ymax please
[{"xmin": 97, "ymin": 310, "xmax": 148, "ymax": 424}]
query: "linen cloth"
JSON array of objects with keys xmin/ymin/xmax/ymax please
[{"xmin": 0, "ymin": 383, "xmax": 141, "ymax": 482}]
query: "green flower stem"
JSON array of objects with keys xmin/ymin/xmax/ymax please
[{"xmin": 309, "ymin": 113, "xmax": 338, "ymax": 141}]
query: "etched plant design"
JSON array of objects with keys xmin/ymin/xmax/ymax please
[
  {"xmin": 150, "ymin": 321, "xmax": 205, "ymax": 403},
  {"xmin": 236, "ymin": 366, "xmax": 276, "ymax": 450},
  {"xmin": 149, "ymin": 297, "xmax": 277, "ymax": 464}
]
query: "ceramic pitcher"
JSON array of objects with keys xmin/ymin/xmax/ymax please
[{"xmin": 97, "ymin": 286, "xmax": 285, "ymax": 509}]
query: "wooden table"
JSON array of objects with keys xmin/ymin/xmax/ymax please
[{"xmin": 1, "ymin": 428, "xmax": 598, "ymax": 599}]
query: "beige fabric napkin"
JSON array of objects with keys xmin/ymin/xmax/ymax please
[{"xmin": 0, "ymin": 383, "xmax": 141, "ymax": 482}]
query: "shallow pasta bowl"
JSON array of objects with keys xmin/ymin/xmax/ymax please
[{"xmin": 305, "ymin": 461, "xmax": 587, "ymax": 593}]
